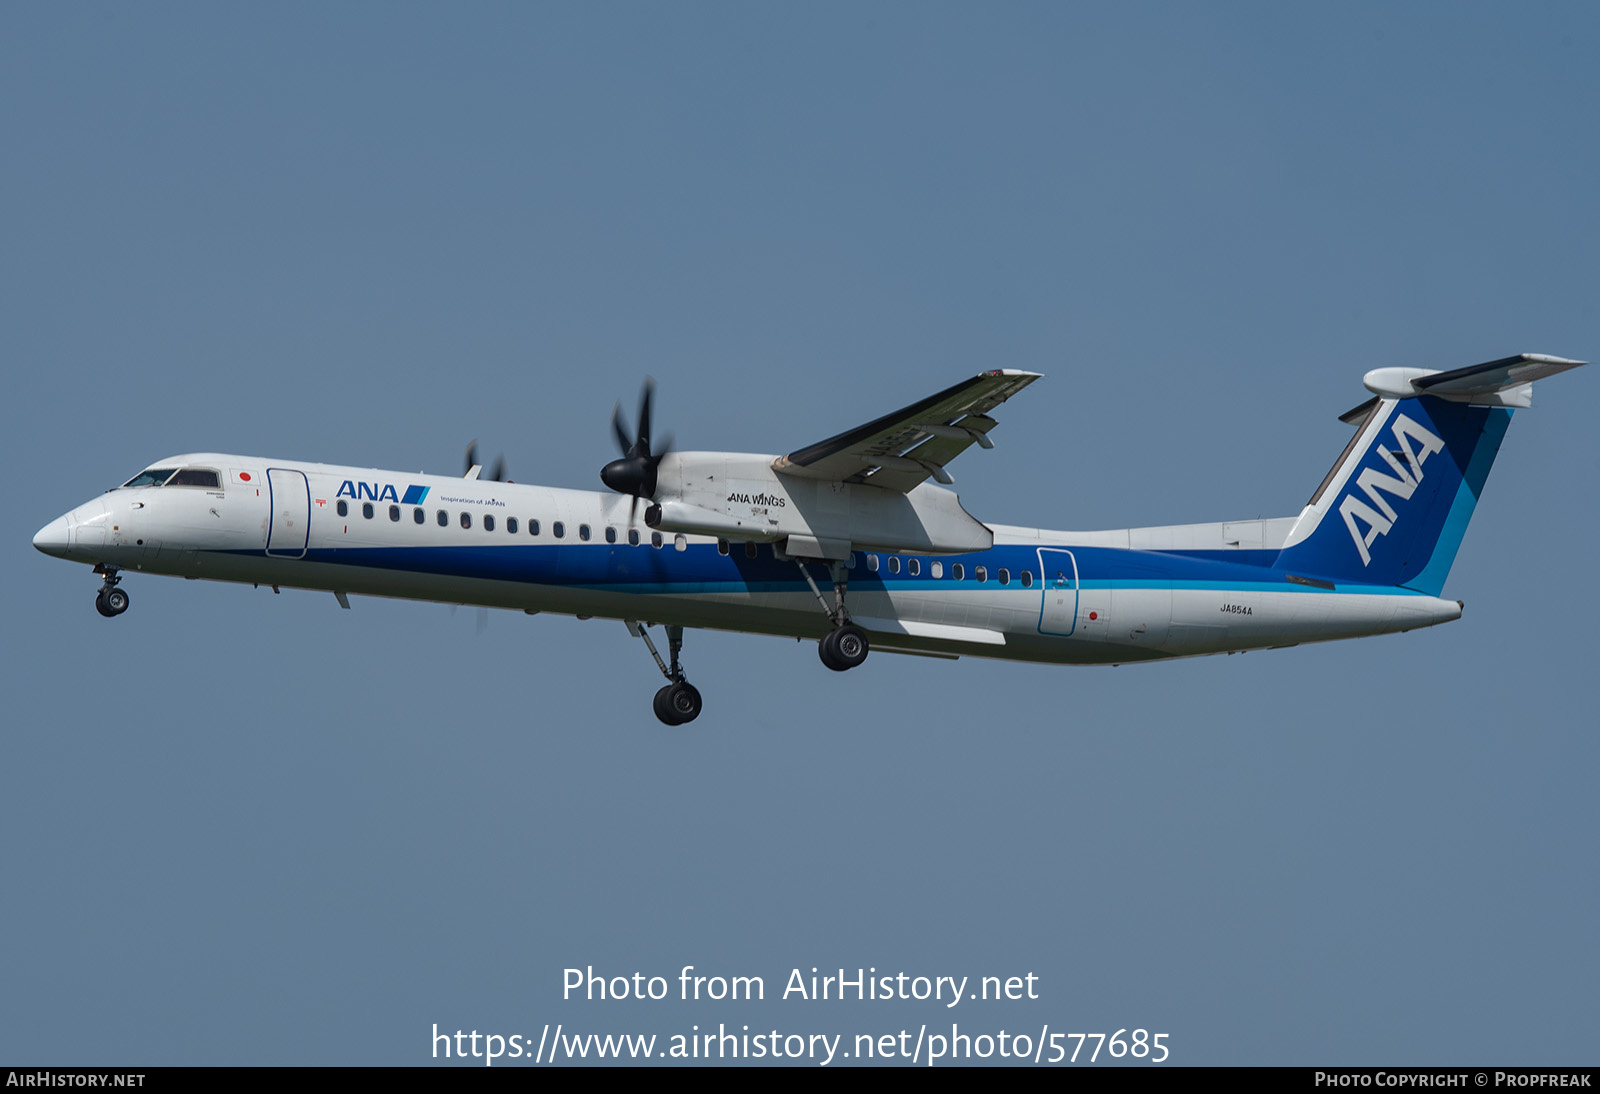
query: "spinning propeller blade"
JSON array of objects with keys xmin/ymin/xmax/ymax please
[{"xmin": 600, "ymin": 378, "xmax": 671, "ymax": 520}]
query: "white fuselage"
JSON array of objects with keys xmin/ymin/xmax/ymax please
[{"xmin": 34, "ymin": 452, "xmax": 1463, "ymax": 665}]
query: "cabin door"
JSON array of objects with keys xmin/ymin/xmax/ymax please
[
  {"xmin": 265, "ymin": 468, "xmax": 310, "ymax": 559},
  {"xmin": 1037, "ymin": 549, "xmax": 1080, "ymax": 636}
]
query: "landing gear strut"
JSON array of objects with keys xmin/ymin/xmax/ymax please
[
  {"xmin": 629, "ymin": 622, "xmax": 702, "ymax": 725},
  {"xmin": 794, "ymin": 557, "xmax": 869, "ymax": 672},
  {"xmin": 94, "ymin": 566, "xmax": 129, "ymax": 618}
]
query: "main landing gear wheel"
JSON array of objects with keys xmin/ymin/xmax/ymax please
[
  {"xmin": 654, "ymin": 682, "xmax": 703, "ymax": 726},
  {"xmin": 631, "ymin": 622, "xmax": 704, "ymax": 726},
  {"xmin": 793, "ymin": 556, "xmax": 868, "ymax": 672},
  {"xmin": 819, "ymin": 622, "xmax": 869, "ymax": 672}
]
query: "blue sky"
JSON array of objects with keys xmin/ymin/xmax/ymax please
[{"xmin": 4, "ymin": 3, "xmax": 1597, "ymax": 1065}]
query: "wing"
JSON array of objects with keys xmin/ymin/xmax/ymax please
[{"xmin": 771, "ymin": 370, "xmax": 1041, "ymax": 492}]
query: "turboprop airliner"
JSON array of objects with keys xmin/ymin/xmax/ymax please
[{"xmin": 33, "ymin": 353, "xmax": 1584, "ymax": 724}]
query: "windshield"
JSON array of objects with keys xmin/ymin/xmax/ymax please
[
  {"xmin": 121, "ymin": 468, "xmax": 177, "ymax": 488},
  {"xmin": 168, "ymin": 469, "xmax": 220, "ymax": 488}
]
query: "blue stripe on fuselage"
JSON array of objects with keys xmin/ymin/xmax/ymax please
[{"xmin": 223, "ymin": 540, "xmax": 1423, "ymax": 596}]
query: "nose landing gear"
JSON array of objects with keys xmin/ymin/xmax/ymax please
[
  {"xmin": 93, "ymin": 566, "xmax": 129, "ymax": 618},
  {"xmin": 629, "ymin": 621, "xmax": 703, "ymax": 725}
]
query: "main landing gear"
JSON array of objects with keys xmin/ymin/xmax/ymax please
[
  {"xmin": 93, "ymin": 566, "xmax": 129, "ymax": 618},
  {"xmin": 794, "ymin": 557, "xmax": 869, "ymax": 672},
  {"xmin": 818, "ymin": 623, "xmax": 869, "ymax": 672},
  {"xmin": 629, "ymin": 622, "xmax": 703, "ymax": 726}
]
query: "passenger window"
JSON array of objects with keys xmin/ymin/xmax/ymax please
[
  {"xmin": 362, "ymin": 502, "xmax": 374, "ymax": 519},
  {"xmin": 627, "ymin": 529, "xmax": 639, "ymax": 546},
  {"xmin": 507, "ymin": 517, "xmax": 518, "ymax": 534},
  {"xmin": 605, "ymin": 526, "xmax": 616, "ymax": 544},
  {"xmin": 745, "ymin": 542, "xmax": 757, "ymax": 558},
  {"xmin": 579, "ymin": 524, "xmax": 591, "ymax": 541},
  {"xmin": 975, "ymin": 566, "xmax": 988, "ymax": 583},
  {"xmin": 169, "ymin": 468, "xmax": 221, "ymax": 488},
  {"xmin": 674, "ymin": 534, "xmax": 687, "ymax": 551},
  {"xmin": 888, "ymin": 557, "xmax": 901, "ymax": 574},
  {"xmin": 389, "ymin": 505, "xmax": 400, "ymax": 522},
  {"xmin": 553, "ymin": 521, "xmax": 565, "ymax": 539},
  {"xmin": 460, "ymin": 512, "xmax": 472, "ymax": 529},
  {"xmin": 867, "ymin": 554, "xmax": 879, "ymax": 572},
  {"xmin": 931, "ymin": 561, "xmax": 943, "ymax": 578},
  {"xmin": 717, "ymin": 539, "xmax": 729, "ymax": 555},
  {"xmin": 999, "ymin": 568, "xmax": 1010, "ymax": 585},
  {"xmin": 846, "ymin": 553, "xmax": 856, "ymax": 569},
  {"xmin": 413, "ymin": 507, "xmax": 425, "ymax": 524},
  {"xmin": 651, "ymin": 531, "xmax": 663, "ymax": 548},
  {"xmin": 529, "ymin": 519, "xmax": 540, "ymax": 536},
  {"xmin": 1021, "ymin": 570, "xmax": 1033, "ymax": 587},
  {"xmin": 908, "ymin": 558, "xmax": 921, "ymax": 576},
  {"xmin": 484, "ymin": 514, "xmax": 495, "ymax": 532},
  {"xmin": 337, "ymin": 500, "xmax": 348, "ymax": 517},
  {"xmin": 436, "ymin": 510, "xmax": 448, "ymax": 527},
  {"xmin": 952, "ymin": 563, "xmax": 964, "ymax": 580}
]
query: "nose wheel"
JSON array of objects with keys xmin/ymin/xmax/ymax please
[{"xmin": 94, "ymin": 568, "xmax": 129, "ymax": 618}]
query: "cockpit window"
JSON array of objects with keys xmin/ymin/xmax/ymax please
[
  {"xmin": 122, "ymin": 468, "xmax": 177, "ymax": 488},
  {"xmin": 168, "ymin": 468, "xmax": 221, "ymax": 488}
]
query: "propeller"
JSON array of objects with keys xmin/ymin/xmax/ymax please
[
  {"xmin": 465, "ymin": 441, "xmax": 508, "ymax": 483},
  {"xmin": 448, "ymin": 603, "xmax": 491, "ymax": 634},
  {"xmin": 600, "ymin": 378, "xmax": 672, "ymax": 522}
]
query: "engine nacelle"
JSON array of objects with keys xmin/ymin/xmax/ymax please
[{"xmin": 646, "ymin": 453, "xmax": 992, "ymax": 558}]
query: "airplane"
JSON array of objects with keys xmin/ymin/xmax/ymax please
[{"xmin": 32, "ymin": 353, "xmax": 1585, "ymax": 725}]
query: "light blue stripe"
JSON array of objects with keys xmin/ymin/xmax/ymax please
[
  {"xmin": 1405, "ymin": 407, "xmax": 1511, "ymax": 596},
  {"xmin": 572, "ymin": 578, "xmax": 1430, "ymax": 597}
]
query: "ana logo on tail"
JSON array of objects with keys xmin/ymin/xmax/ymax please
[{"xmin": 1339, "ymin": 413, "xmax": 1446, "ymax": 565}]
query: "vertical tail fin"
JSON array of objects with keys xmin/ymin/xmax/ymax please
[{"xmin": 1274, "ymin": 354, "xmax": 1583, "ymax": 595}]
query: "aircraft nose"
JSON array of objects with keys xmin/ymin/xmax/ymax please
[{"xmin": 34, "ymin": 515, "xmax": 72, "ymax": 558}]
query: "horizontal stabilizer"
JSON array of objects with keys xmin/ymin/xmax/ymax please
[
  {"xmin": 1363, "ymin": 353, "xmax": 1585, "ymax": 408},
  {"xmin": 1413, "ymin": 353, "xmax": 1585, "ymax": 394},
  {"xmin": 1338, "ymin": 396, "xmax": 1380, "ymax": 425}
]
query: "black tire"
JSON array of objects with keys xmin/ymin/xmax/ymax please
[
  {"xmin": 666, "ymin": 682, "xmax": 702, "ymax": 724},
  {"xmin": 103, "ymin": 587, "xmax": 129, "ymax": 616},
  {"xmin": 94, "ymin": 589, "xmax": 114, "ymax": 617},
  {"xmin": 818, "ymin": 628, "xmax": 844, "ymax": 671},
  {"xmin": 653, "ymin": 685, "xmax": 680, "ymax": 726},
  {"xmin": 832, "ymin": 623, "xmax": 868, "ymax": 668}
]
